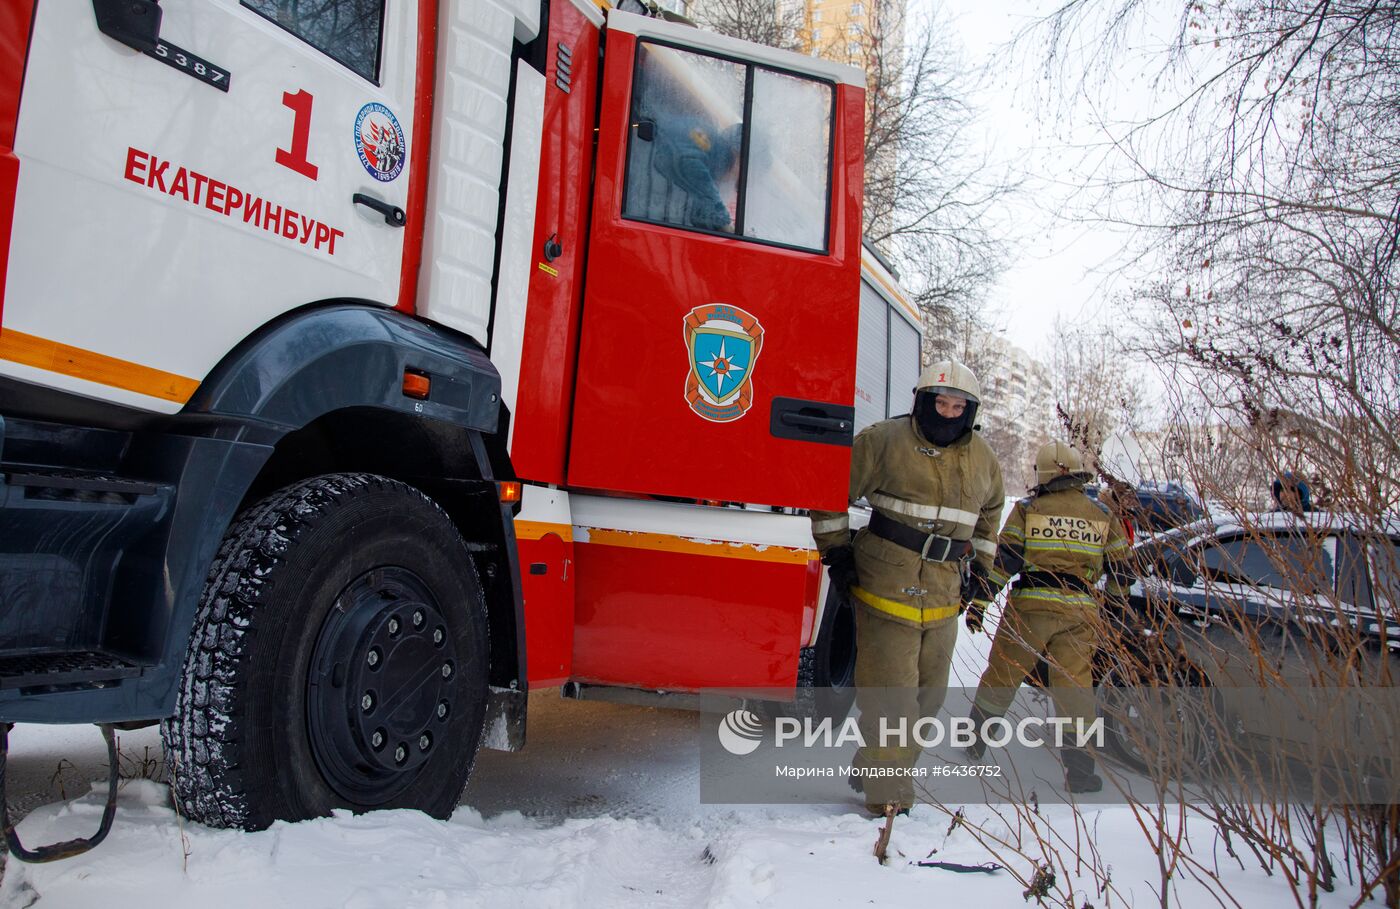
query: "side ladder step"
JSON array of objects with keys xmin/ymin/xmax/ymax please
[
  {"xmin": 5, "ymin": 469, "xmax": 161, "ymax": 500},
  {"xmin": 0, "ymin": 651, "xmax": 144, "ymax": 691}
]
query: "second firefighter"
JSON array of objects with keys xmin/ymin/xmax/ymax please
[{"xmin": 963, "ymin": 441, "xmax": 1133, "ymax": 793}]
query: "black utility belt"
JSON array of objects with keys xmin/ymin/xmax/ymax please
[
  {"xmin": 1013, "ymin": 569, "xmax": 1094, "ymax": 595},
  {"xmin": 868, "ymin": 510, "xmax": 972, "ymax": 562}
]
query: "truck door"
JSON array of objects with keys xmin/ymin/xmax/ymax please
[
  {"xmin": 565, "ymin": 11, "xmax": 864, "ymax": 511},
  {"xmin": 2, "ymin": 2, "xmax": 425, "ymax": 412}
]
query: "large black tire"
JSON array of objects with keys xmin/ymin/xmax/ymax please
[
  {"xmin": 809, "ymin": 589, "xmax": 857, "ymax": 688},
  {"xmin": 792, "ymin": 589, "xmax": 858, "ymax": 720},
  {"xmin": 162, "ymin": 473, "xmax": 490, "ymax": 830}
]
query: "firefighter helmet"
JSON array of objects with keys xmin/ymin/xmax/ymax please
[
  {"xmin": 916, "ymin": 360, "xmax": 981, "ymax": 403},
  {"xmin": 1035, "ymin": 440, "xmax": 1092, "ymax": 486}
]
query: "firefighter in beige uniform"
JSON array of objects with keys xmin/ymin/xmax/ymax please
[
  {"xmin": 962, "ymin": 441, "xmax": 1133, "ymax": 793},
  {"xmin": 811, "ymin": 361, "xmax": 1004, "ymax": 814}
]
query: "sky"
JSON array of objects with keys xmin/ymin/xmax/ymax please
[{"xmin": 929, "ymin": 0, "xmax": 1147, "ymax": 363}]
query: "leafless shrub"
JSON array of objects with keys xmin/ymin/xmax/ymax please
[
  {"xmin": 115, "ymin": 740, "xmax": 166, "ymax": 784},
  {"xmin": 992, "ymin": 2, "xmax": 1400, "ymax": 904},
  {"xmin": 1102, "ymin": 489, "xmax": 1399, "ymax": 907}
]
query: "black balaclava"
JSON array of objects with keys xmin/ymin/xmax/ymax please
[
  {"xmin": 1037, "ymin": 474, "xmax": 1087, "ymax": 495},
  {"xmin": 913, "ymin": 391, "xmax": 978, "ymax": 447}
]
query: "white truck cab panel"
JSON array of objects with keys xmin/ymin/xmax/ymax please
[{"xmin": 2, "ymin": 2, "xmax": 438, "ymax": 411}]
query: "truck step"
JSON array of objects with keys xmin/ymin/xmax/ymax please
[
  {"xmin": 1, "ymin": 723, "xmax": 120, "ymax": 861},
  {"xmin": 5, "ymin": 469, "xmax": 161, "ymax": 502},
  {"xmin": 0, "ymin": 651, "xmax": 145, "ymax": 691}
]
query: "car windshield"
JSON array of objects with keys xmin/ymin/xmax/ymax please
[{"xmin": 1134, "ymin": 520, "xmax": 1209, "ymax": 553}]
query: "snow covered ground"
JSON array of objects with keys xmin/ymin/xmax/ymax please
[{"xmin": 0, "ymin": 630, "xmax": 1365, "ymax": 908}]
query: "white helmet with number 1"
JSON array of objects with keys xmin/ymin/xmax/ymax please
[{"xmin": 917, "ymin": 360, "xmax": 982, "ymax": 403}]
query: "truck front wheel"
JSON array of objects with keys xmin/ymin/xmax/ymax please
[{"xmin": 162, "ymin": 473, "xmax": 490, "ymax": 830}]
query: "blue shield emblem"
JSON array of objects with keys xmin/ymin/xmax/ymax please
[{"xmin": 691, "ymin": 329, "xmax": 753, "ymax": 403}]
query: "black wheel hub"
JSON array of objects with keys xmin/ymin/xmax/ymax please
[{"xmin": 307, "ymin": 567, "xmax": 459, "ymax": 805}]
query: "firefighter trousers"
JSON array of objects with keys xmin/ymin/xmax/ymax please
[
  {"xmin": 851, "ymin": 607, "xmax": 958, "ymax": 810},
  {"xmin": 972, "ymin": 602, "xmax": 1098, "ymax": 735}
]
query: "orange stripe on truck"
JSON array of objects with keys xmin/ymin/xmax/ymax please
[
  {"xmin": 514, "ymin": 520, "xmax": 574, "ymax": 542},
  {"xmin": 515, "ymin": 520, "xmax": 818, "ymax": 565},
  {"xmin": 0, "ymin": 329, "xmax": 199, "ymax": 404},
  {"xmin": 582, "ymin": 527, "xmax": 817, "ymax": 565}
]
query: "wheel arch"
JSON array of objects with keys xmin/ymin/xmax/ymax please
[
  {"xmin": 0, "ymin": 304, "xmax": 526, "ymax": 732},
  {"xmin": 242, "ymin": 406, "xmax": 527, "ymax": 700},
  {"xmin": 178, "ymin": 303, "xmax": 526, "ymax": 710}
]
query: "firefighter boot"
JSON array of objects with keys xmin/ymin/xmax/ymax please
[
  {"xmin": 962, "ymin": 703, "xmax": 995, "ymax": 762},
  {"xmin": 1062, "ymin": 748, "xmax": 1103, "ymax": 794}
]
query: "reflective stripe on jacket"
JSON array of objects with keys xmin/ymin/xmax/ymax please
[
  {"xmin": 988, "ymin": 486, "xmax": 1131, "ymax": 612},
  {"xmin": 810, "ymin": 416, "xmax": 1004, "ymax": 628}
]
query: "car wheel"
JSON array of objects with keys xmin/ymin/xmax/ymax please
[{"xmin": 1097, "ymin": 662, "xmax": 1222, "ymax": 777}]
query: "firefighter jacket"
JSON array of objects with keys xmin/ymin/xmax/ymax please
[
  {"xmin": 984, "ymin": 482, "xmax": 1132, "ymax": 614},
  {"xmin": 811, "ymin": 416, "xmax": 1005, "ymax": 628}
]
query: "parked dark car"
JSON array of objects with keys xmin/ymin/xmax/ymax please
[
  {"xmin": 1133, "ymin": 481, "xmax": 1207, "ymax": 533},
  {"xmin": 1097, "ymin": 511, "xmax": 1400, "ymax": 787},
  {"xmin": 1128, "ymin": 511, "xmax": 1399, "ymax": 635}
]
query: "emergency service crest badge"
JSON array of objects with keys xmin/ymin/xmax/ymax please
[
  {"xmin": 354, "ymin": 102, "xmax": 406, "ymax": 182},
  {"xmin": 683, "ymin": 303, "xmax": 764, "ymax": 423}
]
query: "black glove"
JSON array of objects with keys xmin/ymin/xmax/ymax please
[
  {"xmin": 821, "ymin": 545, "xmax": 858, "ymax": 593},
  {"xmin": 964, "ymin": 600, "xmax": 986, "ymax": 634},
  {"xmin": 966, "ymin": 560, "xmax": 996, "ymax": 604}
]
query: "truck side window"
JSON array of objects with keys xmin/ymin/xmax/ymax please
[
  {"xmin": 243, "ymin": 0, "xmax": 386, "ymax": 82},
  {"xmin": 744, "ymin": 69, "xmax": 831, "ymax": 250},
  {"xmin": 887, "ymin": 312, "xmax": 920, "ymax": 414},
  {"xmin": 624, "ymin": 44, "xmax": 745, "ymax": 234},
  {"xmin": 622, "ymin": 43, "xmax": 834, "ymax": 252}
]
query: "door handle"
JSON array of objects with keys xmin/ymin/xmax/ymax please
[
  {"xmin": 770, "ymin": 397, "xmax": 855, "ymax": 447},
  {"xmin": 353, "ymin": 193, "xmax": 407, "ymax": 227},
  {"xmin": 781, "ymin": 412, "xmax": 849, "ymax": 433}
]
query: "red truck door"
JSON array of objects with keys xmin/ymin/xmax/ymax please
[{"xmin": 565, "ymin": 11, "xmax": 865, "ymax": 511}]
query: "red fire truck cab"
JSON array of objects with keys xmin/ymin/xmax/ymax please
[{"xmin": 0, "ymin": 0, "xmax": 864, "ymax": 851}]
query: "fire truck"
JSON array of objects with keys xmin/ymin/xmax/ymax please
[{"xmin": 0, "ymin": 0, "xmax": 868, "ymax": 856}]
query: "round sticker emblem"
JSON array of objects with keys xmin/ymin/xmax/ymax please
[{"xmin": 354, "ymin": 102, "xmax": 406, "ymax": 182}]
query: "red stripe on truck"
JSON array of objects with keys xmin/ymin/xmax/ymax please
[
  {"xmin": 396, "ymin": 0, "xmax": 438, "ymax": 314},
  {"xmin": 0, "ymin": 2, "xmax": 35, "ymax": 331}
]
